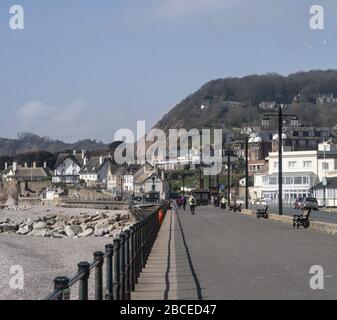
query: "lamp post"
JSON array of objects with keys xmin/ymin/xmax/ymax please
[
  {"xmin": 245, "ymin": 135, "xmax": 249, "ymax": 210},
  {"xmin": 263, "ymin": 104, "xmax": 298, "ymax": 216}
]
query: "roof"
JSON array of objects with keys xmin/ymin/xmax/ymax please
[
  {"xmin": 80, "ymin": 157, "xmax": 115, "ymax": 174},
  {"xmin": 15, "ymin": 167, "xmax": 52, "ymax": 178},
  {"xmin": 311, "ymin": 177, "xmax": 337, "ymax": 190},
  {"xmin": 144, "ymin": 174, "xmax": 163, "ymax": 183},
  {"xmin": 1, "ymin": 165, "xmax": 13, "ymax": 175},
  {"xmin": 134, "ymin": 172, "xmax": 154, "ymax": 184},
  {"xmin": 55, "ymin": 153, "xmax": 84, "ymax": 168}
]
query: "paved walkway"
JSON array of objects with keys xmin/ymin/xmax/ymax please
[
  {"xmin": 131, "ymin": 208, "xmax": 201, "ymax": 300},
  {"xmin": 132, "ymin": 205, "xmax": 337, "ymax": 300}
]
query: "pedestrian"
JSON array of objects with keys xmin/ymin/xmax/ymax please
[
  {"xmin": 176, "ymin": 197, "xmax": 182, "ymax": 209},
  {"xmin": 182, "ymin": 196, "xmax": 187, "ymax": 211},
  {"xmin": 220, "ymin": 196, "xmax": 227, "ymax": 210},
  {"xmin": 188, "ymin": 195, "xmax": 197, "ymax": 215}
]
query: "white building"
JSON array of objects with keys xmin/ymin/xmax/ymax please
[
  {"xmin": 53, "ymin": 151, "xmax": 85, "ymax": 184},
  {"xmin": 79, "ymin": 156, "xmax": 114, "ymax": 184},
  {"xmin": 252, "ymin": 141, "xmax": 337, "ymax": 205},
  {"xmin": 252, "ymin": 150, "xmax": 319, "ymax": 205}
]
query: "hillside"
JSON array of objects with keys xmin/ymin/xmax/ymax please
[
  {"xmin": 0, "ymin": 133, "xmax": 108, "ymax": 156},
  {"xmin": 154, "ymin": 70, "xmax": 337, "ymax": 132}
]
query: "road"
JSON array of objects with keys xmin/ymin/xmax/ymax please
[{"xmin": 174, "ymin": 205, "xmax": 337, "ymax": 299}]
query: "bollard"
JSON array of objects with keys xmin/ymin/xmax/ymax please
[
  {"xmin": 78, "ymin": 262, "xmax": 90, "ymax": 300},
  {"xmin": 105, "ymin": 244, "xmax": 114, "ymax": 300},
  {"xmin": 124, "ymin": 229, "xmax": 131, "ymax": 300},
  {"xmin": 129, "ymin": 225, "xmax": 136, "ymax": 291},
  {"xmin": 53, "ymin": 276, "xmax": 70, "ymax": 300},
  {"xmin": 113, "ymin": 238, "xmax": 121, "ymax": 300},
  {"xmin": 119, "ymin": 232, "xmax": 126, "ymax": 300},
  {"xmin": 94, "ymin": 251, "xmax": 104, "ymax": 300}
]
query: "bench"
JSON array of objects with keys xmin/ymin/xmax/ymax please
[
  {"xmin": 293, "ymin": 209, "xmax": 312, "ymax": 229},
  {"xmin": 256, "ymin": 206, "xmax": 269, "ymax": 219},
  {"xmin": 229, "ymin": 203, "xmax": 242, "ymax": 212}
]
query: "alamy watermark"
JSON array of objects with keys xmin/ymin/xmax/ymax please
[
  {"xmin": 113, "ymin": 121, "xmax": 223, "ymax": 176},
  {"xmin": 9, "ymin": 265, "xmax": 24, "ymax": 290},
  {"xmin": 309, "ymin": 5, "xmax": 324, "ymax": 30}
]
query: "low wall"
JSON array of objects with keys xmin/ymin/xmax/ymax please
[{"xmin": 241, "ymin": 209, "xmax": 337, "ymax": 236}]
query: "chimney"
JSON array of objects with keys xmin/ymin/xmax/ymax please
[
  {"xmin": 84, "ymin": 157, "xmax": 87, "ymax": 166},
  {"xmin": 13, "ymin": 162, "xmax": 17, "ymax": 173},
  {"xmin": 5, "ymin": 162, "xmax": 8, "ymax": 170},
  {"xmin": 24, "ymin": 162, "xmax": 28, "ymax": 168},
  {"xmin": 161, "ymin": 169, "xmax": 165, "ymax": 181},
  {"xmin": 82, "ymin": 150, "xmax": 86, "ymax": 159},
  {"xmin": 33, "ymin": 161, "xmax": 36, "ymax": 168},
  {"xmin": 73, "ymin": 150, "xmax": 76, "ymax": 155},
  {"xmin": 43, "ymin": 161, "xmax": 47, "ymax": 169},
  {"xmin": 99, "ymin": 155, "xmax": 103, "ymax": 165}
]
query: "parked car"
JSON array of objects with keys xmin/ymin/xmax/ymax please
[
  {"xmin": 294, "ymin": 197, "xmax": 303, "ymax": 209},
  {"xmin": 301, "ymin": 197, "xmax": 318, "ymax": 210}
]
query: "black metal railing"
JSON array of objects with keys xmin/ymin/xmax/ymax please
[{"xmin": 43, "ymin": 203, "xmax": 167, "ymax": 300}]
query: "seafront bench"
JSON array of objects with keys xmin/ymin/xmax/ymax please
[
  {"xmin": 229, "ymin": 203, "xmax": 242, "ymax": 212},
  {"xmin": 256, "ymin": 206, "xmax": 269, "ymax": 219},
  {"xmin": 293, "ymin": 209, "xmax": 312, "ymax": 229}
]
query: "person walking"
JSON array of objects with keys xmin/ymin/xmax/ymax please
[
  {"xmin": 220, "ymin": 196, "xmax": 227, "ymax": 210},
  {"xmin": 182, "ymin": 196, "xmax": 187, "ymax": 211},
  {"xmin": 188, "ymin": 195, "xmax": 197, "ymax": 215}
]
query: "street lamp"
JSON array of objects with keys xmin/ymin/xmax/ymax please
[{"xmin": 263, "ymin": 104, "xmax": 297, "ymax": 216}]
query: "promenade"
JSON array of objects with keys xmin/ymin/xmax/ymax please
[{"xmin": 132, "ymin": 205, "xmax": 337, "ymax": 300}]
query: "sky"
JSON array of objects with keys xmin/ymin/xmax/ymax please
[{"xmin": 0, "ymin": 0, "xmax": 337, "ymax": 143}]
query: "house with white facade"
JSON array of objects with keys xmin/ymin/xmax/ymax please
[
  {"xmin": 252, "ymin": 141, "xmax": 337, "ymax": 205},
  {"xmin": 252, "ymin": 150, "xmax": 319, "ymax": 205},
  {"xmin": 79, "ymin": 156, "xmax": 115, "ymax": 185},
  {"xmin": 53, "ymin": 151, "xmax": 85, "ymax": 184}
]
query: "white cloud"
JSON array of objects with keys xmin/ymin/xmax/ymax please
[{"xmin": 17, "ymin": 100, "xmax": 88, "ymax": 141}]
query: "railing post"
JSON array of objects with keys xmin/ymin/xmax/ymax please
[
  {"xmin": 94, "ymin": 251, "xmax": 104, "ymax": 300},
  {"xmin": 124, "ymin": 229, "xmax": 131, "ymax": 300},
  {"xmin": 140, "ymin": 219, "xmax": 145, "ymax": 270},
  {"xmin": 53, "ymin": 276, "xmax": 70, "ymax": 300},
  {"xmin": 78, "ymin": 262, "xmax": 90, "ymax": 300},
  {"xmin": 105, "ymin": 244, "xmax": 114, "ymax": 300},
  {"xmin": 113, "ymin": 238, "xmax": 121, "ymax": 300},
  {"xmin": 129, "ymin": 225, "xmax": 135, "ymax": 291},
  {"xmin": 135, "ymin": 222, "xmax": 140, "ymax": 281},
  {"xmin": 119, "ymin": 232, "xmax": 126, "ymax": 300}
]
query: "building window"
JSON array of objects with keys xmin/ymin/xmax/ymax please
[
  {"xmin": 303, "ymin": 161, "xmax": 312, "ymax": 169},
  {"xmin": 322, "ymin": 162, "xmax": 329, "ymax": 170},
  {"xmin": 303, "ymin": 177, "xmax": 309, "ymax": 185},
  {"xmin": 269, "ymin": 177, "xmax": 277, "ymax": 185},
  {"xmin": 294, "ymin": 177, "xmax": 302, "ymax": 185},
  {"xmin": 273, "ymin": 162, "xmax": 278, "ymax": 169},
  {"xmin": 288, "ymin": 161, "xmax": 297, "ymax": 169}
]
